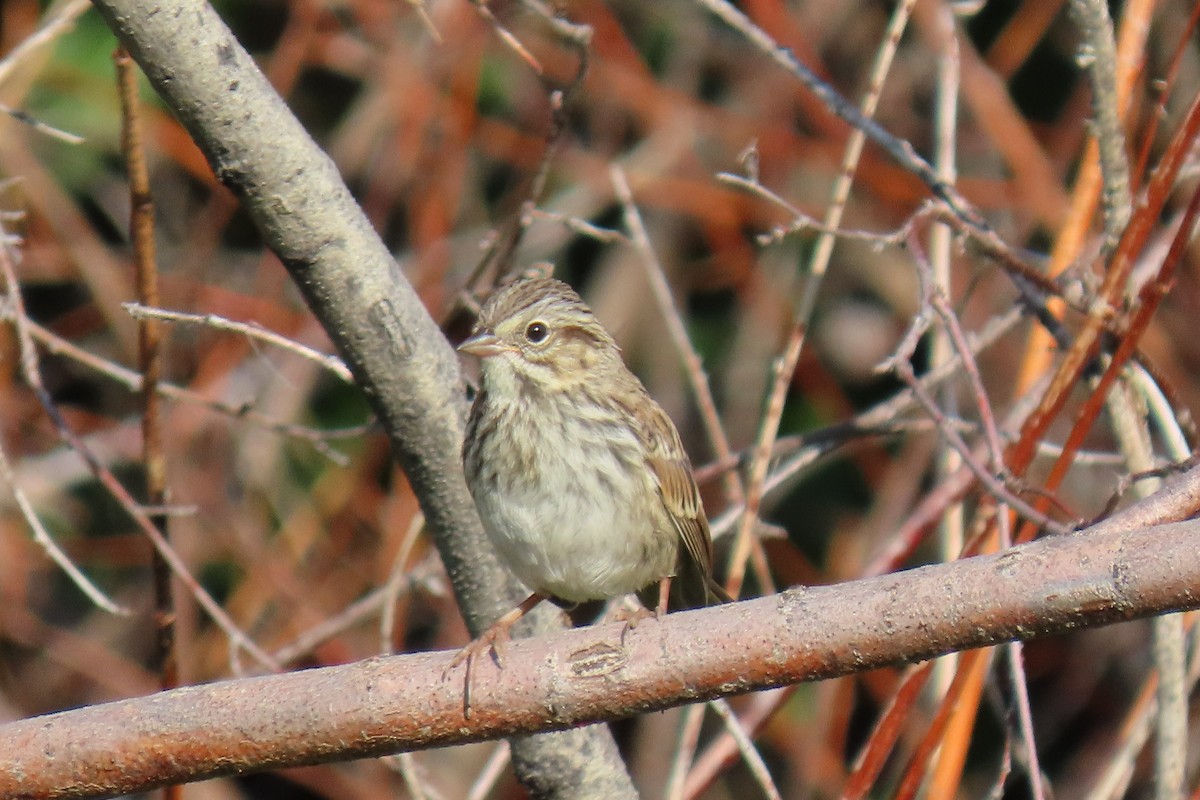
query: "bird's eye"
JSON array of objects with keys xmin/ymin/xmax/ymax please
[{"xmin": 525, "ymin": 321, "xmax": 549, "ymax": 343}]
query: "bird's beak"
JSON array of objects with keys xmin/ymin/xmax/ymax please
[{"xmin": 457, "ymin": 332, "xmax": 508, "ymax": 358}]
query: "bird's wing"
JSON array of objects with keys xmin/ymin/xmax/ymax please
[{"xmin": 641, "ymin": 406, "xmax": 715, "ymax": 580}]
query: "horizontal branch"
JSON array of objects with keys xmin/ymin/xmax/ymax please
[{"xmin": 4, "ymin": 517, "xmax": 1199, "ymax": 798}]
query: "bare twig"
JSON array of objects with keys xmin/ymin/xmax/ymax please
[
  {"xmin": 1005, "ymin": 72, "xmax": 1200, "ymax": 523},
  {"xmin": 665, "ymin": 705, "xmax": 706, "ymax": 800},
  {"xmin": 1068, "ymin": 0, "xmax": 1132, "ymax": 248},
  {"xmin": 466, "ymin": 743, "xmax": 511, "ymax": 800},
  {"xmin": 881, "ymin": 335, "xmax": 1068, "ymax": 536},
  {"xmin": 880, "ymin": 244, "xmax": 1068, "ymax": 537},
  {"xmin": 720, "ymin": 180, "xmax": 1066, "ymax": 309},
  {"xmin": 384, "ymin": 752, "xmax": 445, "ymax": 800},
  {"xmin": 123, "ymin": 302, "xmax": 354, "ymax": 383},
  {"xmin": 270, "ymin": 558, "xmax": 442, "ymax": 667},
  {"xmin": 611, "ymin": 167, "xmax": 740, "ymax": 501},
  {"xmin": 526, "ymin": 208, "xmax": 625, "ymax": 244},
  {"xmin": 0, "ymin": 104, "xmax": 84, "ymax": 144},
  {"xmin": 707, "ymin": 698, "xmax": 782, "ymax": 800},
  {"xmin": 12, "ymin": 314, "xmax": 362, "ymax": 463},
  {"xmin": 725, "ymin": 0, "xmax": 920, "ymax": 597},
  {"xmin": 1014, "ymin": 0, "xmax": 1154, "ymax": 395},
  {"xmin": 684, "ymin": 689, "xmax": 790, "ymax": 799},
  {"xmin": 925, "ymin": 0, "xmax": 966, "ymax": 601},
  {"xmin": 609, "ymin": 166, "xmax": 768, "ymax": 595},
  {"xmin": 379, "ymin": 513, "xmax": 428, "ymax": 655},
  {"xmin": 1118, "ymin": 368, "xmax": 1195, "ymax": 800},
  {"xmin": 0, "ymin": 0, "xmax": 91, "ymax": 89},
  {"xmin": 468, "ymin": 1, "xmax": 543, "ymax": 74},
  {"xmin": 690, "ymin": 0, "xmax": 980, "ymax": 226},
  {"xmin": 405, "ymin": 0, "xmax": 442, "ymax": 43},
  {"xmin": 0, "ymin": 438, "xmax": 129, "ymax": 616},
  {"xmin": 465, "ymin": 7, "xmax": 591, "ymax": 292},
  {"xmin": 843, "ymin": 662, "xmax": 935, "ymax": 800},
  {"xmin": 709, "ymin": 305, "xmax": 1029, "ymax": 544},
  {"xmin": 116, "ymin": 50, "xmax": 180, "ymax": 766}
]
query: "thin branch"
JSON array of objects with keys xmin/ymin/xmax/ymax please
[
  {"xmin": 709, "ymin": 305, "xmax": 1029, "ymax": 543},
  {"xmin": 0, "ymin": 104, "xmax": 85, "ymax": 144},
  {"xmin": 1068, "ymin": 0, "xmax": 1132, "ymax": 248},
  {"xmin": 690, "ymin": 0, "xmax": 980, "ymax": 226},
  {"xmin": 123, "ymin": 302, "xmax": 354, "ymax": 383},
  {"xmin": 13, "ymin": 314, "xmax": 362, "ymax": 464},
  {"xmin": 926, "ymin": 10, "xmax": 967, "ymax": 750},
  {"xmin": 379, "ymin": 513, "xmax": 429, "ymax": 655},
  {"xmin": 116, "ymin": 50, "xmax": 180, "ymax": 766},
  {"xmin": 269, "ymin": 559, "xmax": 442, "ymax": 667},
  {"xmin": 0, "ymin": 437, "xmax": 130, "ymax": 616},
  {"xmin": 707, "ymin": 698, "xmax": 782, "ymax": 800},
  {"xmin": 384, "ymin": 752, "xmax": 445, "ymax": 800},
  {"xmin": 684, "ymin": 689, "xmax": 790, "ymax": 799},
  {"xmin": 466, "ymin": 743, "xmax": 511, "ymax": 800},
  {"xmin": 0, "ymin": 0, "xmax": 91, "ymax": 89},
  {"xmin": 718, "ymin": 0, "xmax": 922, "ymax": 593},
  {"xmin": 909, "ymin": 235, "xmax": 1010, "ymax": 539},
  {"xmin": 611, "ymin": 167, "xmax": 739, "ymax": 501},
  {"xmin": 526, "ymin": 208, "xmax": 625, "ymax": 243},
  {"xmin": 895, "ymin": 649, "xmax": 991, "ymax": 800},
  {"xmin": 465, "ymin": 6, "xmax": 591, "ymax": 292},
  {"xmin": 609, "ymin": 166, "xmax": 762, "ymax": 593},
  {"xmin": 1005, "ymin": 60, "xmax": 1200, "ymax": 491},
  {"xmin": 842, "ymin": 662, "xmax": 935, "ymax": 800},
  {"xmin": 404, "ymin": 0, "xmax": 442, "ymax": 43},
  {"xmin": 878, "ymin": 288, "xmax": 1070, "ymax": 536},
  {"xmin": 665, "ymin": 706, "xmax": 706, "ymax": 800},
  {"xmin": 468, "ymin": 0, "xmax": 544, "ymax": 74},
  {"xmin": 1120, "ymin": 360, "xmax": 1195, "ymax": 800}
]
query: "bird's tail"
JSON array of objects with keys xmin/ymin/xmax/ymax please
[
  {"xmin": 666, "ymin": 554, "xmax": 735, "ymax": 610},
  {"xmin": 705, "ymin": 575, "xmax": 734, "ymax": 605}
]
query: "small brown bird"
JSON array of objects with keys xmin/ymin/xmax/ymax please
[{"xmin": 450, "ymin": 276, "xmax": 729, "ymax": 695}]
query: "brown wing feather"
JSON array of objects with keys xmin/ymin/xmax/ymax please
[{"xmin": 640, "ymin": 403, "xmax": 715, "ymax": 581}]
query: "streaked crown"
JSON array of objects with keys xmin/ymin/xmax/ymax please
[{"xmin": 457, "ymin": 277, "xmax": 626, "ymax": 396}]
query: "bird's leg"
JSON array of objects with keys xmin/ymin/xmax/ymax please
[
  {"xmin": 445, "ymin": 591, "xmax": 546, "ymax": 718},
  {"xmin": 616, "ymin": 576, "xmax": 673, "ymax": 645},
  {"xmin": 655, "ymin": 575, "xmax": 671, "ymax": 618}
]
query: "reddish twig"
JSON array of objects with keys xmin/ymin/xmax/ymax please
[
  {"xmin": 1015, "ymin": 172, "xmax": 1200, "ymax": 542},
  {"xmin": 1005, "ymin": 71, "xmax": 1200, "ymax": 495},
  {"xmin": 842, "ymin": 662, "xmax": 935, "ymax": 800},
  {"xmin": 117, "ymin": 48, "xmax": 179, "ymax": 754}
]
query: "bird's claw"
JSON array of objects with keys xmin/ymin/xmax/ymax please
[
  {"xmin": 443, "ymin": 624, "xmax": 514, "ymax": 718},
  {"xmin": 613, "ymin": 603, "xmax": 662, "ymax": 645}
]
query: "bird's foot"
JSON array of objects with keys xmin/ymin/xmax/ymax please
[
  {"xmin": 442, "ymin": 622, "xmax": 513, "ymax": 719},
  {"xmin": 442, "ymin": 592, "xmax": 546, "ymax": 719}
]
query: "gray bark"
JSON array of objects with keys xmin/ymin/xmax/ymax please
[{"xmin": 87, "ymin": 1, "xmax": 637, "ymax": 797}]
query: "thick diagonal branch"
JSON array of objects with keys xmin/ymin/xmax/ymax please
[{"xmin": 86, "ymin": 1, "xmax": 635, "ymax": 797}]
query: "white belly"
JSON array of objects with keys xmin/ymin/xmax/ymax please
[{"xmin": 471, "ymin": 408, "xmax": 677, "ymax": 602}]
